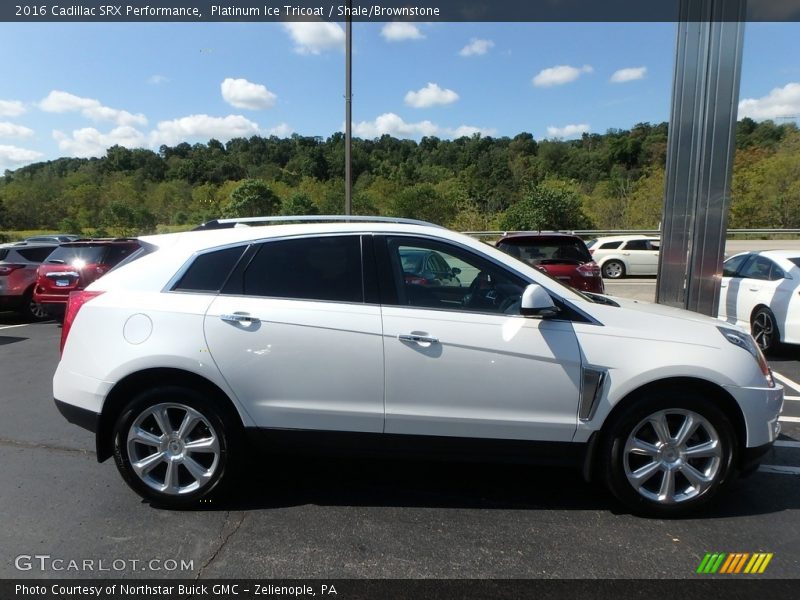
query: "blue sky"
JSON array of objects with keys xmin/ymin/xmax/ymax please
[{"xmin": 1, "ymin": 21, "xmax": 799, "ymax": 172}]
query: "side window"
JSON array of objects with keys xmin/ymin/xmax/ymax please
[
  {"xmin": 386, "ymin": 237, "xmax": 525, "ymax": 315},
  {"xmin": 648, "ymin": 241, "xmax": 660, "ymax": 251},
  {"xmin": 600, "ymin": 241, "xmax": 623, "ymax": 250},
  {"xmin": 16, "ymin": 247, "xmax": 55, "ymax": 262},
  {"xmin": 624, "ymin": 239, "xmax": 649, "ymax": 251},
  {"xmin": 722, "ymin": 254, "xmax": 750, "ymax": 277},
  {"xmin": 243, "ymin": 236, "xmax": 363, "ymax": 303},
  {"xmin": 174, "ymin": 245, "xmax": 247, "ymax": 292},
  {"xmin": 740, "ymin": 255, "xmax": 773, "ymax": 281},
  {"xmin": 769, "ymin": 262, "xmax": 785, "ymax": 281}
]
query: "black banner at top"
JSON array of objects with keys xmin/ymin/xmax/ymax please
[{"xmin": 3, "ymin": 0, "xmax": 800, "ymax": 23}]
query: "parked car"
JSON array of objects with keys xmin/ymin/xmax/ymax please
[
  {"xmin": 23, "ymin": 234, "xmax": 81, "ymax": 244},
  {"xmin": 0, "ymin": 242, "xmax": 58, "ymax": 320},
  {"xmin": 587, "ymin": 235, "xmax": 661, "ymax": 279},
  {"xmin": 718, "ymin": 250, "xmax": 800, "ymax": 353},
  {"xmin": 33, "ymin": 239, "xmax": 140, "ymax": 320},
  {"xmin": 496, "ymin": 233, "xmax": 604, "ymax": 294},
  {"xmin": 54, "ymin": 217, "xmax": 782, "ymax": 516}
]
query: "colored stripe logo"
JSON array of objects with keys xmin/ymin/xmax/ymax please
[{"xmin": 697, "ymin": 552, "xmax": 773, "ymax": 574}]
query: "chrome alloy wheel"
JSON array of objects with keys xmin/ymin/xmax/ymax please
[
  {"xmin": 623, "ymin": 409, "xmax": 723, "ymax": 505},
  {"xmin": 126, "ymin": 403, "xmax": 220, "ymax": 495},
  {"xmin": 28, "ymin": 300, "xmax": 48, "ymax": 320},
  {"xmin": 603, "ymin": 261, "xmax": 624, "ymax": 279},
  {"xmin": 752, "ymin": 311, "xmax": 775, "ymax": 351}
]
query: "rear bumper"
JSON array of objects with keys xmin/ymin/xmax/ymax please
[{"xmin": 54, "ymin": 398, "xmax": 98, "ymax": 433}]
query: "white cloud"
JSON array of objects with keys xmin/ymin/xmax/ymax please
[
  {"xmin": 149, "ymin": 114, "xmax": 261, "ymax": 146},
  {"xmin": 351, "ymin": 113, "xmax": 494, "ymax": 139},
  {"xmin": 221, "ymin": 78, "xmax": 277, "ymax": 110},
  {"xmin": 148, "ymin": 75, "xmax": 169, "ymax": 85},
  {"xmin": 546, "ymin": 124, "xmax": 590, "ymax": 138},
  {"xmin": 39, "ymin": 91, "xmax": 147, "ymax": 127},
  {"xmin": 404, "ymin": 83, "xmax": 459, "ymax": 108},
  {"xmin": 459, "ymin": 38, "xmax": 494, "ymax": 57},
  {"xmin": 381, "ymin": 22, "xmax": 424, "ymax": 42},
  {"xmin": 738, "ymin": 82, "xmax": 800, "ymax": 121},
  {"xmin": 610, "ymin": 67, "xmax": 647, "ymax": 83},
  {"xmin": 532, "ymin": 65, "xmax": 593, "ymax": 88},
  {"xmin": 0, "ymin": 144, "xmax": 43, "ymax": 168},
  {"xmin": 267, "ymin": 123, "xmax": 292, "ymax": 137},
  {"xmin": 52, "ymin": 126, "xmax": 147, "ymax": 158},
  {"xmin": 0, "ymin": 122, "xmax": 34, "ymax": 139},
  {"xmin": 282, "ymin": 22, "xmax": 345, "ymax": 54},
  {"xmin": 0, "ymin": 100, "xmax": 26, "ymax": 117}
]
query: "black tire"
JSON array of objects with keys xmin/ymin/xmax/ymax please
[
  {"xmin": 20, "ymin": 289, "xmax": 49, "ymax": 322},
  {"xmin": 751, "ymin": 307, "xmax": 780, "ymax": 354},
  {"xmin": 602, "ymin": 260, "xmax": 626, "ymax": 279},
  {"xmin": 112, "ymin": 386, "xmax": 238, "ymax": 508},
  {"xmin": 601, "ymin": 389, "xmax": 737, "ymax": 517}
]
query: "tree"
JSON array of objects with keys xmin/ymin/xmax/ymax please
[
  {"xmin": 222, "ymin": 179, "xmax": 280, "ymax": 217},
  {"xmin": 101, "ymin": 200, "xmax": 157, "ymax": 237},
  {"xmin": 391, "ymin": 183, "xmax": 457, "ymax": 225},
  {"xmin": 281, "ymin": 192, "xmax": 318, "ymax": 216},
  {"xmin": 501, "ymin": 180, "xmax": 591, "ymax": 231}
]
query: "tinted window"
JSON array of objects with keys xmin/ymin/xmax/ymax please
[
  {"xmin": 723, "ymin": 254, "xmax": 750, "ymax": 277},
  {"xmin": 105, "ymin": 244, "xmax": 140, "ymax": 266},
  {"xmin": 740, "ymin": 256, "xmax": 774, "ymax": 281},
  {"xmin": 46, "ymin": 245, "xmax": 106, "ymax": 264},
  {"xmin": 599, "ymin": 241, "xmax": 623, "ymax": 250},
  {"xmin": 16, "ymin": 247, "xmax": 55, "ymax": 263},
  {"xmin": 789, "ymin": 258, "xmax": 800, "ymax": 269},
  {"xmin": 497, "ymin": 237, "xmax": 591, "ymax": 264},
  {"xmin": 623, "ymin": 239, "xmax": 650, "ymax": 251},
  {"xmin": 243, "ymin": 236, "xmax": 363, "ymax": 303},
  {"xmin": 388, "ymin": 237, "xmax": 526, "ymax": 315},
  {"xmin": 175, "ymin": 246, "xmax": 247, "ymax": 292}
]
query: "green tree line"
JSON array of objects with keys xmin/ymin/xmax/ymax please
[{"xmin": 0, "ymin": 118, "xmax": 797, "ymax": 237}]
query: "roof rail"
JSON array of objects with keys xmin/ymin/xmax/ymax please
[{"xmin": 192, "ymin": 215, "xmax": 443, "ymax": 231}]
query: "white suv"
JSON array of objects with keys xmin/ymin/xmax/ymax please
[
  {"xmin": 588, "ymin": 235, "xmax": 661, "ymax": 279},
  {"xmin": 53, "ymin": 217, "xmax": 783, "ymax": 516}
]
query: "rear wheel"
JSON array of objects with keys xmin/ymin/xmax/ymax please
[
  {"xmin": 751, "ymin": 307, "xmax": 779, "ymax": 353},
  {"xmin": 602, "ymin": 390, "xmax": 737, "ymax": 517},
  {"xmin": 602, "ymin": 260, "xmax": 626, "ymax": 279},
  {"xmin": 20, "ymin": 289, "xmax": 49, "ymax": 322},
  {"xmin": 112, "ymin": 386, "xmax": 237, "ymax": 508}
]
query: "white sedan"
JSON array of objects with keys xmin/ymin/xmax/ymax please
[
  {"xmin": 587, "ymin": 235, "xmax": 660, "ymax": 279},
  {"xmin": 718, "ymin": 250, "xmax": 800, "ymax": 352}
]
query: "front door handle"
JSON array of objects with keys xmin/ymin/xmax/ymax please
[
  {"xmin": 398, "ymin": 333, "xmax": 439, "ymax": 345},
  {"xmin": 220, "ymin": 312, "xmax": 260, "ymax": 324}
]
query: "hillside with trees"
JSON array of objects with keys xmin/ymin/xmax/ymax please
[{"xmin": 0, "ymin": 118, "xmax": 797, "ymax": 238}]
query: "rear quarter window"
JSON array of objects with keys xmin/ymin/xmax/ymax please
[
  {"xmin": 174, "ymin": 246, "xmax": 248, "ymax": 293},
  {"xmin": 16, "ymin": 247, "xmax": 56, "ymax": 263}
]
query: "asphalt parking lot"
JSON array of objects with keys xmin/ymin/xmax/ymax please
[{"xmin": 1, "ymin": 307, "xmax": 798, "ymax": 580}]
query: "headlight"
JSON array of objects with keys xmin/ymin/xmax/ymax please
[{"xmin": 717, "ymin": 326, "xmax": 774, "ymax": 387}]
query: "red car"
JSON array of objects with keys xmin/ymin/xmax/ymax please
[
  {"xmin": 0, "ymin": 242, "xmax": 58, "ymax": 320},
  {"xmin": 33, "ymin": 239, "xmax": 141, "ymax": 320},
  {"xmin": 496, "ymin": 232, "xmax": 604, "ymax": 294}
]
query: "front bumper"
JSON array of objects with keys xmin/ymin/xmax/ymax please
[{"xmin": 724, "ymin": 383, "xmax": 784, "ymax": 447}]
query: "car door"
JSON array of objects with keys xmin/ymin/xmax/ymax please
[
  {"xmin": 378, "ymin": 235, "xmax": 583, "ymax": 442},
  {"xmin": 732, "ymin": 255, "xmax": 781, "ymax": 329},
  {"xmin": 620, "ymin": 239, "xmax": 652, "ymax": 275},
  {"xmin": 204, "ymin": 234, "xmax": 384, "ymax": 433},
  {"xmin": 718, "ymin": 253, "xmax": 751, "ymax": 321}
]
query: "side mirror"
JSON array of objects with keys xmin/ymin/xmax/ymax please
[
  {"xmin": 520, "ymin": 283, "xmax": 560, "ymax": 318},
  {"xmin": 451, "ymin": 267, "xmax": 461, "ymax": 275}
]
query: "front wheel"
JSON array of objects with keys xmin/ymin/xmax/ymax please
[
  {"xmin": 602, "ymin": 392, "xmax": 737, "ymax": 517},
  {"xmin": 112, "ymin": 386, "xmax": 236, "ymax": 508},
  {"xmin": 602, "ymin": 260, "xmax": 626, "ymax": 279}
]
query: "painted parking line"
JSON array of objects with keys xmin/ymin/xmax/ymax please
[
  {"xmin": 774, "ymin": 440, "xmax": 800, "ymax": 449},
  {"xmin": 772, "ymin": 371, "xmax": 800, "ymax": 394},
  {"xmin": 759, "ymin": 465, "xmax": 800, "ymax": 476},
  {"xmin": 0, "ymin": 324, "xmax": 29, "ymax": 331},
  {"xmin": 785, "ymin": 396, "xmax": 800, "ymax": 401},
  {"xmin": 779, "ymin": 416, "xmax": 800, "ymax": 423}
]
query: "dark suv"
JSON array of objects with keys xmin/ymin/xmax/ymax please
[
  {"xmin": 0, "ymin": 242, "xmax": 58, "ymax": 320},
  {"xmin": 496, "ymin": 233, "xmax": 604, "ymax": 294},
  {"xmin": 33, "ymin": 239, "xmax": 140, "ymax": 320}
]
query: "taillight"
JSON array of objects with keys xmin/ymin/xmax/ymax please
[
  {"xmin": 405, "ymin": 276, "xmax": 429, "ymax": 285},
  {"xmin": 0, "ymin": 264, "xmax": 25, "ymax": 276},
  {"xmin": 60, "ymin": 290, "xmax": 104, "ymax": 355},
  {"xmin": 576, "ymin": 263, "xmax": 601, "ymax": 277}
]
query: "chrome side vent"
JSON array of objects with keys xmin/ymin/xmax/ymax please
[{"xmin": 579, "ymin": 368, "xmax": 606, "ymax": 421}]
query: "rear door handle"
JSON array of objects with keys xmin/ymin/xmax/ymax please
[
  {"xmin": 398, "ymin": 333, "xmax": 439, "ymax": 345},
  {"xmin": 748, "ymin": 287, "xmax": 760, "ymax": 292},
  {"xmin": 220, "ymin": 312, "xmax": 260, "ymax": 324}
]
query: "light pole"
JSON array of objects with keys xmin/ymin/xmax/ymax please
[{"xmin": 344, "ymin": 2, "xmax": 352, "ymax": 215}]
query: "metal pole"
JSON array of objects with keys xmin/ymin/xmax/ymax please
[{"xmin": 344, "ymin": 5, "xmax": 352, "ymax": 216}]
